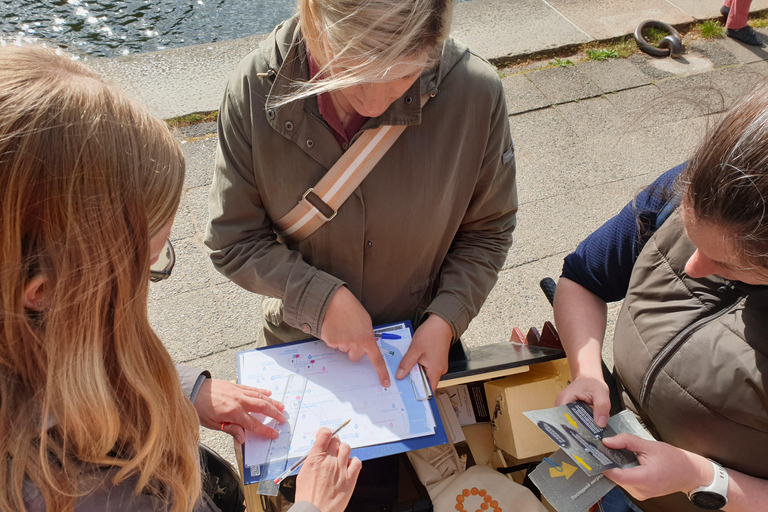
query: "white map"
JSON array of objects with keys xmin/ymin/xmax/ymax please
[{"xmin": 237, "ymin": 323, "xmax": 435, "ymax": 469}]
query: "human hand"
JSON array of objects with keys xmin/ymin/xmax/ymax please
[
  {"xmin": 602, "ymin": 434, "xmax": 712, "ymax": 502},
  {"xmin": 320, "ymin": 286, "xmax": 390, "ymax": 387},
  {"xmin": 396, "ymin": 314, "xmax": 452, "ymax": 392},
  {"xmin": 554, "ymin": 374, "xmax": 611, "ymax": 428},
  {"xmin": 193, "ymin": 378, "xmax": 286, "ymax": 444},
  {"xmin": 295, "ymin": 428, "xmax": 363, "ymax": 512}
]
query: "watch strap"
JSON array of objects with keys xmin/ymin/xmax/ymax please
[{"xmin": 688, "ymin": 459, "xmax": 728, "ymax": 505}]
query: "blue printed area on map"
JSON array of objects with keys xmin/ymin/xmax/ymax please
[{"xmin": 380, "ymin": 340, "xmax": 430, "ymax": 434}]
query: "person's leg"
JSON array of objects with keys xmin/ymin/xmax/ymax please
[
  {"xmin": 726, "ymin": 0, "xmax": 762, "ymax": 45},
  {"xmin": 721, "ymin": 0, "xmax": 733, "ymax": 18},
  {"xmin": 726, "ymin": 0, "xmax": 751, "ymax": 29}
]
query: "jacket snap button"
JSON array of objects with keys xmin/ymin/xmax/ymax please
[
  {"xmin": 301, "ymin": 323, "xmax": 311, "ymax": 334},
  {"xmin": 367, "ymin": 240, "xmax": 373, "ymax": 247},
  {"xmin": 306, "ymin": 139, "xmax": 314, "ymax": 148},
  {"xmin": 284, "ymin": 121, "xmax": 294, "ymax": 132},
  {"xmin": 404, "ymin": 96, "xmax": 413, "ymax": 104},
  {"xmin": 342, "ymin": 142, "xmax": 349, "ymax": 150},
  {"xmin": 267, "ymin": 109, "xmax": 275, "ymax": 119}
]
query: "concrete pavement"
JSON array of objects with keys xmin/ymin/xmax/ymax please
[
  {"xmin": 84, "ymin": 0, "xmax": 768, "ymax": 119},
  {"xmin": 136, "ymin": 27, "xmax": 768, "ymax": 461}
]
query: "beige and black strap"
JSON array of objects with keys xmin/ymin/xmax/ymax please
[{"xmin": 274, "ymin": 94, "xmax": 431, "ymax": 245}]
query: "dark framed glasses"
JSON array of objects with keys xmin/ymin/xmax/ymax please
[{"xmin": 150, "ymin": 239, "xmax": 176, "ymax": 282}]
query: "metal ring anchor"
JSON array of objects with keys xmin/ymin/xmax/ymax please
[{"xmin": 634, "ymin": 20, "xmax": 684, "ymax": 58}]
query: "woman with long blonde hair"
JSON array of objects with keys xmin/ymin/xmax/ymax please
[{"xmin": 0, "ymin": 46, "xmax": 358, "ymax": 512}]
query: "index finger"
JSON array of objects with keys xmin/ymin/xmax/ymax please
[{"xmin": 364, "ymin": 342, "xmax": 391, "ymax": 387}]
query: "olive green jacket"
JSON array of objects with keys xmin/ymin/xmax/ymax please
[
  {"xmin": 205, "ymin": 16, "xmax": 517, "ymax": 342},
  {"xmin": 613, "ymin": 211, "xmax": 768, "ymax": 512}
]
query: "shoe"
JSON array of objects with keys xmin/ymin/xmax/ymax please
[
  {"xmin": 727, "ymin": 25, "xmax": 764, "ymax": 46},
  {"xmin": 720, "ymin": 5, "xmax": 730, "ymax": 18}
]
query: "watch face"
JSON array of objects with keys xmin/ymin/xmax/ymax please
[{"xmin": 690, "ymin": 491, "xmax": 727, "ymax": 510}]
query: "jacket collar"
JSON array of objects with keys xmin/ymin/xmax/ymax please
[{"xmin": 259, "ymin": 15, "xmax": 468, "ymax": 169}]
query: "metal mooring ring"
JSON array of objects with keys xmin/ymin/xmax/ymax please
[{"xmin": 634, "ymin": 20, "xmax": 684, "ymax": 58}]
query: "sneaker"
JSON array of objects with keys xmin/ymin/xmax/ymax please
[
  {"xmin": 720, "ymin": 5, "xmax": 730, "ymax": 18},
  {"xmin": 727, "ymin": 25, "xmax": 763, "ymax": 46}
]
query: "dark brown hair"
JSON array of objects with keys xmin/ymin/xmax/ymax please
[{"xmin": 679, "ymin": 83, "xmax": 768, "ymax": 266}]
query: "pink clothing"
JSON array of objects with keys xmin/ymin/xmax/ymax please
[
  {"xmin": 723, "ymin": 0, "xmax": 752, "ymax": 29},
  {"xmin": 306, "ymin": 51, "xmax": 367, "ymax": 149}
]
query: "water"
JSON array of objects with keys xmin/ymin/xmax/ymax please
[{"xmin": 0, "ymin": 0, "xmax": 296, "ymax": 58}]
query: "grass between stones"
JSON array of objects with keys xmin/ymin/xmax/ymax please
[
  {"xmin": 750, "ymin": 12, "xmax": 768, "ymax": 28},
  {"xmin": 166, "ymin": 111, "xmax": 218, "ymax": 128},
  {"xmin": 697, "ymin": 20, "xmax": 725, "ymax": 39},
  {"xmin": 644, "ymin": 26, "xmax": 670, "ymax": 45}
]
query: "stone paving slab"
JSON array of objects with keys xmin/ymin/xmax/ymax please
[
  {"xmin": 688, "ymin": 39, "xmax": 742, "ymax": 68},
  {"xmin": 88, "ymin": 34, "xmax": 266, "ymax": 119},
  {"xmin": 576, "ymin": 59, "xmax": 653, "ymax": 94},
  {"xmin": 452, "ymin": 0, "xmax": 590, "ymax": 59},
  {"xmin": 185, "ymin": 186, "xmax": 215, "ymax": 238},
  {"xmin": 505, "ymin": 173, "xmax": 659, "ymax": 270},
  {"xmin": 667, "ymin": 0, "xmax": 727, "ymax": 20},
  {"xmin": 149, "ymin": 286, "xmax": 228, "ymax": 361},
  {"xmin": 546, "ymin": 0, "xmax": 692, "ymax": 40},
  {"xmin": 180, "ymin": 137, "xmax": 217, "ymax": 189},
  {"xmin": 170, "ymin": 194, "xmax": 198, "ymax": 241},
  {"xmin": 525, "ymin": 65, "xmax": 602, "ymax": 104},
  {"xmin": 627, "ymin": 53, "xmax": 675, "ymax": 82},
  {"xmin": 501, "ymin": 73, "xmax": 551, "ymax": 114},
  {"xmin": 655, "ymin": 62, "xmax": 768, "ymax": 114}
]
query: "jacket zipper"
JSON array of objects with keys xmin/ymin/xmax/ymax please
[{"xmin": 638, "ymin": 288, "xmax": 746, "ymax": 409}]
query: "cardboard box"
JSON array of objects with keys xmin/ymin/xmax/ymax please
[{"xmin": 483, "ymin": 360, "xmax": 571, "ymax": 459}]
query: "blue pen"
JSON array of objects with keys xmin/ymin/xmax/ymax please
[{"xmin": 378, "ymin": 332, "xmax": 401, "ymax": 340}]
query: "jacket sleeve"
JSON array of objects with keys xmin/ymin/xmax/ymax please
[
  {"xmin": 424, "ymin": 84, "xmax": 518, "ymax": 339},
  {"xmin": 204, "ymin": 71, "xmax": 344, "ymax": 338},
  {"xmin": 176, "ymin": 364, "xmax": 210, "ymax": 403}
]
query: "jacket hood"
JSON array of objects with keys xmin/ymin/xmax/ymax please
[{"xmin": 257, "ymin": 15, "xmax": 469, "ymax": 124}]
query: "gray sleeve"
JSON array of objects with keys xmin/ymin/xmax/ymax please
[{"xmin": 176, "ymin": 364, "xmax": 211, "ymax": 403}]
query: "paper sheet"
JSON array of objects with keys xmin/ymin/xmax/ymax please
[{"xmin": 238, "ymin": 323, "xmax": 435, "ymax": 469}]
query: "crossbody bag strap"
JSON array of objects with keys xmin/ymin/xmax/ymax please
[{"xmin": 273, "ymin": 94, "xmax": 431, "ymax": 245}]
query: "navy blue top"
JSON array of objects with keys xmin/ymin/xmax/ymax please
[{"xmin": 560, "ymin": 164, "xmax": 686, "ymax": 303}]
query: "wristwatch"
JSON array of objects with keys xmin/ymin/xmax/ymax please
[{"xmin": 688, "ymin": 459, "xmax": 729, "ymax": 510}]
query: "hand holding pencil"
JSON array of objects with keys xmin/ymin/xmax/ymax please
[{"xmin": 294, "ymin": 426, "xmax": 362, "ymax": 512}]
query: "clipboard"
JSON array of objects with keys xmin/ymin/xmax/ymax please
[{"xmin": 237, "ymin": 320, "xmax": 448, "ymax": 486}]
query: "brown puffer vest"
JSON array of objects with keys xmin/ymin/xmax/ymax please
[{"xmin": 613, "ymin": 210, "xmax": 768, "ymax": 512}]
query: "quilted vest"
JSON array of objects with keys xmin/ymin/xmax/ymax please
[{"xmin": 613, "ymin": 210, "xmax": 768, "ymax": 512}]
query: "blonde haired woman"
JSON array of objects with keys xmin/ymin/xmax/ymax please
[
  {"xmin": 0, "ymin": 46, "xmax": 358, "ymax": 512},
  {"xmin": 207, "ymin": 0, "xmax": 517, "ymax": 397}
]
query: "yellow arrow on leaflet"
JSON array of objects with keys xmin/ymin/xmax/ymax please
[
  {"xmin": 564, "ymin": 413, "xmax": 578, "ymax": 429},
  {"xmin": 573, "ymin": 455, "xmax": 592, "ymax": 472},
  {"xmin": 550, "ymin": 462, "xmax": 578, "ymax": 480}
]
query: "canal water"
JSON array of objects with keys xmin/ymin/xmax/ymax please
[{"xmin": 0, "ymin": 0, "xmax": 297, "ymax": 58}]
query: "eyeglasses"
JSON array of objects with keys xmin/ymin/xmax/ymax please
[{"xmin": 150, "ymin": 239, "xmax": 176, "ymax": 282}]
